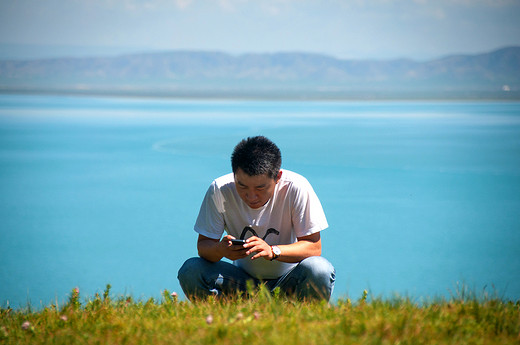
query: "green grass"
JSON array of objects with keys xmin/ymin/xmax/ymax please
[{"xmin": 1, "ymin": 285, "xmax": 519, "ymax": 345}]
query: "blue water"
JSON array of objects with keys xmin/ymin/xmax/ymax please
[{"xmin": 1, "ymin": 94, "xmax": 519, "ymax": 307}]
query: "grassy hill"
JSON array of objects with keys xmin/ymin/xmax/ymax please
[{"xmin": 1, "ymin": 285, "xmax": 519, "ymax": 344}]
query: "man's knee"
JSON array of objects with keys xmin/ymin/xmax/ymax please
[
  {"xmin": 178, "ymin": 257, "xmax": 216, "ymax": 299},
  {"xmin": 297, "ymin": 256, "xmax": 336, "ymax": 300},
  {"xmin": 299, "ymin": 256, "xmax": 335, "ymax": 282},
  {"xmin": 178, "ymin": 257, "xmax": 209, "ymax": 285},
  {"xmin": 178, "ymin": 257, "xmax": 197, "ymax": 277}
]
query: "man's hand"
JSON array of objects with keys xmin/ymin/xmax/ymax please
[
  {"xmin": 244, "ymin": 236, "xmax": 273, "ymax": 261},
  {"xmin": 221, "ymin": 235, "xmax": 249, "ymax": 261}
]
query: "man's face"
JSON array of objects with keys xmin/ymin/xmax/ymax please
[{"xmin": 234, "ymin": 168, "xmax": 281, "ymax": 209}]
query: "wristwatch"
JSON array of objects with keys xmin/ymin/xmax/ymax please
[{"xmin": 270, "ymin": 246, "xmax": 281, "ymax": 261}]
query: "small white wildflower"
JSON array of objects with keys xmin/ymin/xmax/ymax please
[
  {"xmin": 205, "ymin": 315, "xmax": 213, "ymax": 325},
  {"xmin": 21, "ymin": 321, "xmax": 31, "ymax": 330}
]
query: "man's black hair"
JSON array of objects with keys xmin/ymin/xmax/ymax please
[{"xmin": 231, "ymin": 136, "xmax": 282, "ymax": 179}]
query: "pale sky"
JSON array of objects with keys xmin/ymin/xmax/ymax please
[{"xmin": 1, "ymin": 0, "xmax": 519, "ymax": 60}]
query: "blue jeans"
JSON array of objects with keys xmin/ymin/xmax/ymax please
[{"xmin": 178, "ymin": 256, "xmax": 335, "ymax": 301}]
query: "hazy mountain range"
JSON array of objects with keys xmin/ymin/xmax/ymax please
[{"xmin": 0, "ymin": 47, "xmax": 518, "ymax": 99}]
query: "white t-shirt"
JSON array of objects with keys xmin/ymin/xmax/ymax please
[{"xmin": 194, "ymin": 169, "xmax": 328, "ymax": 279}]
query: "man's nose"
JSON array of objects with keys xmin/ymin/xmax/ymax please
[{"xmin": 246, "ymin": 190, "xmax": 257, "ymax": 200}]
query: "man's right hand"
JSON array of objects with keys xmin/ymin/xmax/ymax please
[{"xmin": 220, "ymin": 235, "xmax": 249, "ymax": 261}]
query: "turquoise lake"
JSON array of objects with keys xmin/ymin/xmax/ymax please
[{"xmin": 1, "ymin": 94, "xmax": 519, "ymax": 307}]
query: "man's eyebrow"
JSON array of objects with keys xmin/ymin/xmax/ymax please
[{"xmin": 236, "ymin": 179, "xmax": 266, "ymax": 188}]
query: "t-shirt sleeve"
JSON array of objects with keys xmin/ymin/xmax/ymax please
[
  {"xmin": 193, "ymin": 181, "xmax": 225, "ymax": 240},
  {"xmin": 291, "ymin": 177, "xmax": 328, "ymax": 238}
]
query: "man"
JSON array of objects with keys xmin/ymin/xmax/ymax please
[{"xmin": 178, "ymin": 136, "xmax": 335, "ymax": 301}]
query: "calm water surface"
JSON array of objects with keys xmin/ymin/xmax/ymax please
[{"xmin": 1, "ymin": 94, "xmax": 519, "ymax": 307}]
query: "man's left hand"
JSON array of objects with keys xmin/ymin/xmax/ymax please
[{"xmin": 244, "ymin": 236, "xmax": 273, "ymax": 261}]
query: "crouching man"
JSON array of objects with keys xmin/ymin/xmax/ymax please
[{"xmin": 178, "ymin": 136, "xmax": 335, "ymax": 301}]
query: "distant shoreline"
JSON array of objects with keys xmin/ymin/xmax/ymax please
[{"xmin": 1, "ymin": 87, "xmax": 519, "ymax": 102}]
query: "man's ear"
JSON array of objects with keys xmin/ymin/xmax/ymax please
[{"xmin": 275, "ymin": 170, "xmax": 282, "ymax": 183}]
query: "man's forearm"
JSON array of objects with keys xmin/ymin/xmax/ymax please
[
  {"xmin": 245, "ymin": 232, "xmax": 322, "ymax": 263},
  {"xmin": 197, "ymin": 238, "xmax": 224, "ymax": 262},
  {"xmin": 276, "ymin": 239, "xmax": 321, "ymax": 263}
]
